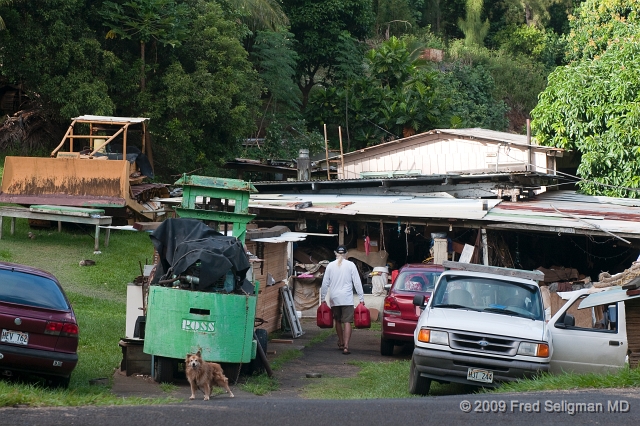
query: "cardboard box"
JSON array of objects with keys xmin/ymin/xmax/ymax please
[{"xmin": 357, "ymin": 238, "xmax": 379, "ymax": 252}]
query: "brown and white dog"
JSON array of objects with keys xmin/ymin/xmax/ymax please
[{"xmin": 185, "ymin": 351, "xmax": 234, "ymax": 400}]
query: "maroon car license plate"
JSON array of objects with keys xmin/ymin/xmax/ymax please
[{"xmin": 1, "ymin": 329, "xmax": 29, "ymax": 345}]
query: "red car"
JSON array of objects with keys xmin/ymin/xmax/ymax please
[
  {"xmin": 0, "ymin": 262, "xmax": 79, "ymax": 387},
  {"xmin": 380, "ymin": 264, "xmax": 444, "ymax": 356}
]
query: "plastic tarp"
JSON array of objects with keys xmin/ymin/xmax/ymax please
[{"xmin": 150, "ymin": 218, "xmax": 251, "ymax": 291}]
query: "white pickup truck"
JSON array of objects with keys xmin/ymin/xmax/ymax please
[{"xmin": 409, "ymin": 262, "xmax": 628, "ymax": 395}]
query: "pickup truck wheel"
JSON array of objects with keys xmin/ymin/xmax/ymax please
[
  {"xmin": 380, "ymin": 337, "xmax": 394, "ymax": 356},
  {"xmin": 409, "ymin": 358, "xmax": 431, "ymax": 395}
]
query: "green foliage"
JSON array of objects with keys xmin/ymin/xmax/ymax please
[
  {"xmin": 220, "ymin": 0, "xmax": 289, "ymax": 32},
  {"xmin": 99, "ymin": 0, "xmax": 190, "ymax": 47},
  {"xmin": 493, "ymin": 24, "xmax": 565, "ymax": 67},
  {"xmin": 564, "ymin": 0, "xmax": 640, "ymax": 62},
  {"xmin": 118, "ymin": 0, "xmax": 261, "ymax": 179},
  {"xmin": 0, "ymin": 1, "xmax": 116, "ymax": 119},
  {"xmin": 373, "ymin": 0, "xmax": 419, "ymax": 38},
  {"xmin": 443, "ymin": 62, "xmax": 509, "ymax": 130},
  {"xmin": 532, "ymin": 38, "xmax": 640, "ymax": 197},
  {"xmin": 250, "ymin": 29, "xmax": 301, "ymax": 112},
  {"xmin": 302, "ymin": 360, "xmax": 471, "ymax": 399},
  {"xmin": 492, "ymin": 366, "xmax": 640, "ymax": 393},
  {"xmin": 243, "ymin": 118, "xmax": 324, "ymax": 160},
  {"xmin": 280, "ymin": 0, "xmax": 375, "ymax": 105},
  {"xmin": 458, "ymin": 0, "xmax": 490, "ymax": 47},
  {"xmin": 449, "ymin": 41, "xmax": 549, "ymax": 131},
  {"xmin": 307, "ymin": 36, "xmax": 450, "ymax": 149}
]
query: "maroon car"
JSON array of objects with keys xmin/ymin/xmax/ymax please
[
  {"xmin": 380, "ymin": 264, "xmax": 444, "ymax": 356},
  {"xmin": 0, "ymin": 262, "xmax": 78, "ymax": 387}
]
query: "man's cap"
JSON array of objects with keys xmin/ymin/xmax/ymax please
[{"xmin": 336, "ymin": 245, "xmax": 347, "ymax": 254}]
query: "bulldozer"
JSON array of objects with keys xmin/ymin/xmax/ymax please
[{"xmin": 0, "ymin": 115, "xmax": 169, "ymax": 222}]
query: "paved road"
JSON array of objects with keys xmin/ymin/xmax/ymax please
[{"xmin": 2, "ymin": 389, "xmax": 639, "ymax": 426}]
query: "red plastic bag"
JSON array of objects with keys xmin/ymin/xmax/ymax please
[
  {"xmin": 317, "ymin": 302, "xmax": 333, "ymax": 328},
  {"xmin": 354, "ymin": 302, "xmax": 371, "ymax": 329}
]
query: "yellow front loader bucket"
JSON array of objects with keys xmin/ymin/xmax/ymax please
[{"xmin": 0, "ymin": 156, "xmax": 129, "ymax": 207}]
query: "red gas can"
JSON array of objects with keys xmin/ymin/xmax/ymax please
[
  {"xmin": 354, "ymin": 302, "xmax": 371, "ymax": 329},
  {"xmin": 317, "ymin": 301, "xmax": 333, "ymax": 328}
]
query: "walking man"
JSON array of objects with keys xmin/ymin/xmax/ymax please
[{"xmin": 320, "ymin": 245, "xmax": 365, "ymax": 354}]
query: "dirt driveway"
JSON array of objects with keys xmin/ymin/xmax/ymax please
[{"xmin": 111, "ymin": 318, "xmax": 412, "ymax": 400}]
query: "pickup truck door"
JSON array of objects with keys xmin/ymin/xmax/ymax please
[{"xmin": 549, "ymin": 294, "xmax": 627, "ymax": 374}]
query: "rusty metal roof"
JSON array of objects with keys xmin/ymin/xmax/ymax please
[{"xmin": 485, "ymin": 191, "xmax": 640, "ymax": 238}]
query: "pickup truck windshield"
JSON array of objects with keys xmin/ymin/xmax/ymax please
[{"xmin": 432, "ymin": 275, "xmax": 543, "ymax": 321}]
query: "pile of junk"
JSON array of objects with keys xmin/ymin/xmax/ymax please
[
  {"xmin": 290, "ymin": 243, "xmax": 390, "ymax": 314},
  {"xmin": 128, "ymin": 219, "xmax": 270, "ymax": 384}
]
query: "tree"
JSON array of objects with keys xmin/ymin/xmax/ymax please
[
  {"xmin": 0, "ymin": 0, "xmax": 116, "ymax": 120},
  {"xmin": 563, "ymin": 0, "xmax": 640, "ymax": 62},
  {"xmin": 280, "ymin": 0, "xmax": 374, "ymax": 108},
  {"xmin": 99, "ymin": 0, "xmax": 190, "ymax": 91},
  {"xmin": 223, "ymin": 0, "xmax": 289, "ymax": 32},
  {"xmin": 458, "ymin": 0, "xmax": 490, "ymax": 47},
  {"xmin": 532, "ymin": 39, "xmax": 640, "ymax": 197},
  {"xmin": 306, "ymin": 36, "xmax": 454, "ymax": 149}
]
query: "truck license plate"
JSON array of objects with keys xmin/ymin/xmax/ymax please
[
  {"xmin": 1, "ymin": 329, "xmax": 28, "ymax": 345},
  {"xmin": 467, "ymin": 368, "xmax": 493, "ymax": 383}
]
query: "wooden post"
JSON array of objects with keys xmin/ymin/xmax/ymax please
[
  {"xmin": 339, "ymin": 222, "xmax": 345, "ymax": 245},
  {"xmin": 338, "ymin": 126, "xmax": 345, "ymax": 178},
  {"xmin": 481, "ymin": 228, "xmax": 489, "ymax": 266},
  {"xmin": 324, "ymin": 124, "xmax": 330, "ymax": 180},
  {"xmin": 94, "ymin": 225, "xmax": 100, "ymax": 252}
]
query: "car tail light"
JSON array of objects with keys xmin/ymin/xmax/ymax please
[
  {"xmin": 62, "ymin": 323, "xmax": 79, "ymax": 337},
  {"xmin": 45, "ymin": 321, "xmax": 79, "ymax": 337},
  {"xmin": 383, "ymin": 296, "xmax": 401, "ymax": 316}
]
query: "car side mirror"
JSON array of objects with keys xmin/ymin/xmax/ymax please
[
  {"xmin": 384, "ymin": 283, "xmax": 391, "ymax": 291},
  {"xmin": 413, "ymin": 294, "xmax": 426, "ymax": 307},
  {"xmin": 564, "ymin": 313, "xmax": 575, "ymax": 327},
  {"xmin": 555, "ymin": 313, "xmax": 575, "ymax": 329}
]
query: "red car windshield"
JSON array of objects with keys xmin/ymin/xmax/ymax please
[
  {"xmin": 394, "ymin": 271, "xmax": 441, "ymax": 292},
  {"xmin": 0, "ymin": 269, "xmax": 69, "ymax": 310}
]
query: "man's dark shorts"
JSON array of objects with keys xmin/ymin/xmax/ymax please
[{"xmin": 331, "ymin": 305, "xmax": 354, "ymax": 323}]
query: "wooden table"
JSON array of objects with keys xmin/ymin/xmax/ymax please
[{"xmin": 0, "ymin": 205, "xmax": 113, "ymax": 251}]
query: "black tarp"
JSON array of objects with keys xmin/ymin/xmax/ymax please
[{"xmin": 149, "ymin": 218, "xmax": 251, "ymax": 292}]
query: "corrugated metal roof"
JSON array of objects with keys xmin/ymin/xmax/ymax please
[
  {"xmin": 434, "ymin": 128, "xmax": 533, "ymax": 146},
  {"xmin": 333, "ymin": 128, "xmax": 561, "ymax": 161},
  {"xmin": 250, "ymin": 194, "xmax": 498, "ymax": 220},
  {"xmin": 485, "ymin": 191, "xmax": 640, "ymax": 237},
  {"xmin": 74, "ymin": 115, "xmax": 149, "ymax": 123}
]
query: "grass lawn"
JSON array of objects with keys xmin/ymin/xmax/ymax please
[{"xmin": 0, "ymin": 217, "xmax": 170, "ymax": 406}]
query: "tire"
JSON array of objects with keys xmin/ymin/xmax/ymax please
[
  {"xmin": 409, "ymin": 358, "xmax": 431, "ymax": 395},
  {"xmin": 155, "ymin": 356, "xmax": 174, "ymax": 383},
  {"xmin": 221, "ymin": 362, "xmax": 242, "ymax": 385},
  {"xmin": 255, "ymin": 328, "xmax": 268, "ymax": 354},
  {"xmin": 380, "ymin": 337, "xmax": 394, "ymax": 356},
  {"xmin": 246, "ymin": 328, "xmax": 268, "ymax": 375}
]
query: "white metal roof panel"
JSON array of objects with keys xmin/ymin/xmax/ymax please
[
  {"xmin": 579, "ymin": 287, "xmax": 640, "ymax": 309},
  {"xmin": 249, "ymin": 231, "xmax": 337, "ymax": 243},
  {"xmin": 74, "ymin": 115, "xmax": 149, "ymax": 123},
  {"xmin": 249, "ymin": 194, "xmax": 498, "ymax": 220}
]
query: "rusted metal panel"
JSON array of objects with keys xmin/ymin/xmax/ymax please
[
  {"xmin": 1, "ymin": 156, "xmax": 128, "ymax": 199},
  {"xmin": 0, "ymin": 193, "xmax": 125, "ymax": 207}
]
